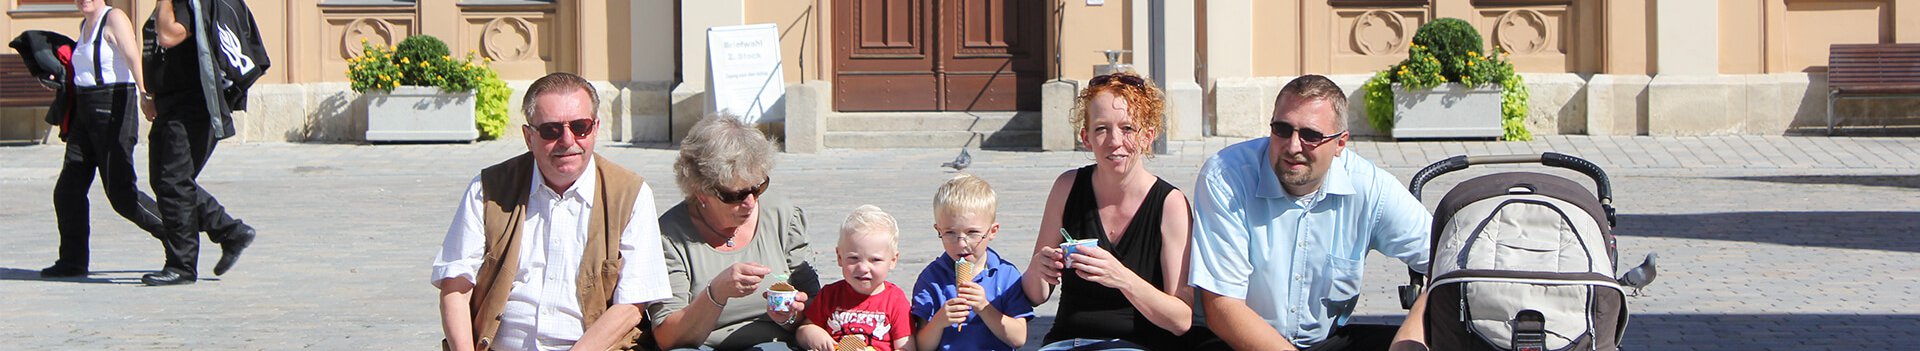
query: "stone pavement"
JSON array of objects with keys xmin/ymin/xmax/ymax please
[{"xmin": 2, "ymin": 135, "xmax": 1917, "ymax": 350}]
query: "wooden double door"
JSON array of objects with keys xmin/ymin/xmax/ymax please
[{"xmin": 833, "ymin": 0, "xmax": 1046, "ymax": 112}]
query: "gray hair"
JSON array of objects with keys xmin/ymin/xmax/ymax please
[
  {"xmin": 673, "ymin": 114, "xmax": 779, "ymax": 198},
  {"xmin": 839, "ymin": 204, "xmax": 900, "ymax": 251},
  {"xmin": 1275, "ymin": 74, "xmax": 1349, "ymax": 132},
  {"xmin": 521, "ymin": 72, "xmax": 600, "ymax": 122}
]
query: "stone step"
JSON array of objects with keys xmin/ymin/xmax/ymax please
[
  {"xmin": 825, "ymin": 112, "xmax": 1041, "ymax": 132},
  {"xmin": 824, "ymin": 130, "xmax": 1041, "ymax": 149}
]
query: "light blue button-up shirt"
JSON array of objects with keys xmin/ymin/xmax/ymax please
[{"xmin": 1189, "ymin": 137, "xmax": 1431, "ymax": 348}]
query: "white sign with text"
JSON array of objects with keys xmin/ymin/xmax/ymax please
[{"xmin": 706, "ymin": 23, "xmax": 786, "ymax": 124}]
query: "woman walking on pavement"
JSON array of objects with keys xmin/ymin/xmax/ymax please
[{"xmin": 42, "ymin": 0, "xmax": 166, "ymax": 278}]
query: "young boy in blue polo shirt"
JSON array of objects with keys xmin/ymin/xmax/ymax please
[{"xmin": 911, "ymin": 174, "xmax": 1033, "ymax": 350}]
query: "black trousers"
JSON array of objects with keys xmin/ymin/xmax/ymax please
[
  {"xmin": 149, "ymin": 93, "xmax": 246, "ymax": 275},
  {"xmin": 51, "ymin": 84, "xmax": 165, "ymax": 269}
]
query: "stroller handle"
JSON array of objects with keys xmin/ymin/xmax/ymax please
[{"xmin": 1407, "ymin": 152, "xmax": 1613, "ymax": 205}]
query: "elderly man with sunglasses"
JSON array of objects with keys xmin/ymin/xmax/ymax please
[
  {"xmin": 1189, "ymin": 75, "xmax": 1433, "ymax": 351},
  {"xmin": 431, "ymin": 72, "xmax": 673, "ymax": 351}
]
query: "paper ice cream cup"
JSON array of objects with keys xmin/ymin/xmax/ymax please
[
  {"xmin": 767, "ymin": 282, "xmax": 797, "ymax": 312},
  {"xmin": 1060, "ymin": 239, "xmax": 1099, "ymax": 268}
]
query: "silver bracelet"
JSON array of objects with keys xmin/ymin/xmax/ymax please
[{"xmin": 704, "ymin": 285, "xmax": 728, "ymax": 307}]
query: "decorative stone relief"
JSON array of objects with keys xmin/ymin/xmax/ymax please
[
  {"xmin": 482, "ymin": 17, "xmax": 536, "ymax": 61},
  {"xmin": 341, "ymin": 18, "xmax": 395, "ymax": 58},
  {"xmin": 1494, "ymin": 9, "xmax": 1551, "ymax": 54},
  {"xmin": 1352, "ymin": 10, "xmax": 1410, "ymax": 56}
]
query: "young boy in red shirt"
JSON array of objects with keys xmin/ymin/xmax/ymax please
[{"xmin": 798, "ymin": 205, "xmax": 914, "ymax": 351}]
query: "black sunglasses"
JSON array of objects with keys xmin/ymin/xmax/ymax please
[
  {"xmin": 526, "ymin": 119, "xmax": 598, "ymax": 140},
  {"xmin": 714, "ymin": 177, "xmax": 771, "ymax": 204},
  {"xmin": 1090, "ymin": 73, "xmax": 1146, "ymax": 88},
  {"xmin": 1270, "ymin": 121, "xmax": 1347, "ymax": 148}
]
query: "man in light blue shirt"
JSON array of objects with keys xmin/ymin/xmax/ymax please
[{"xmin": 1190, "ymin": 75, "xmax": 1431, "ymax": 351}]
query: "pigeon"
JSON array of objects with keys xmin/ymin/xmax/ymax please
[
  {"xmin": 942, "ymin": 148, "xmax": 972, "ymax": 171},
  {"xmin": 1618, "ymin": 252, "xmax": 1658, "ymax": 296}
]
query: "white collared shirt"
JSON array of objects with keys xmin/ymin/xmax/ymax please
[{"xmin": 432, "ymin": 158, "xmax": 673, "ymax": 351}]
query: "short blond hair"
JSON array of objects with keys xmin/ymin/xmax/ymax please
[
  {"xmin": 840, "ymin": 204, "xmax": 900, "ymax": 251},
  {"xmin": 932, "ymin": 173, "xmax": 997, "ymax": 222}
]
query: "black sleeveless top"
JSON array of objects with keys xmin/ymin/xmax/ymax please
[{"xmin": 1044, "ymin": 165, "xmax": 1184, "ymax": 350}]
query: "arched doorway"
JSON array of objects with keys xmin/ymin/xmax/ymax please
[{"xmin": 832, "ymin": 0, "xmax": 1047, "ymax": 112}]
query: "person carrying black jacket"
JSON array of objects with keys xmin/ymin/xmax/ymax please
[
  {"xmin": 139, "ymin": 0, "xmax": 256, "ymax": 286},
  {"xmin": 34, "ymin": 0, "xmax": 168, "ymax": 279}
]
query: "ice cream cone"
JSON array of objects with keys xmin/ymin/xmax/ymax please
[
  {"xmin": 835, "ymin": 335, "xmax": 869, "ymax": 351},
  {"xmin": 954, "ymin": 260, "xmax": 978, "ymax": 331},
  {"xmin": 955, "ymin": 260, "xmax": 978, "ymax": 284}
]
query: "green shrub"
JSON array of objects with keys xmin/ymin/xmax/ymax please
[
  {"xmin": 394, "ymin": 36, "xmax": 451, "ymax": 88},
  {"xmin": 474, "ymin": 67, "xmax": 511, "ymax": 140},
  {"xmin": 345, "ymin": 39, "xmax": 399, "ymax": 93},
  {"xmin": 347, "ymin": 36, "xmax": 489, "ymax": 93},
  {"xmin": 1360, "ymin": 17, "xmax": 1532, "ymax": 140},
  {"xmin": 1411, "ymin": 18, "xmax": 1482, "ymax": 82}
]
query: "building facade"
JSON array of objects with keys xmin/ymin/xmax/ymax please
[{"xmin": 4, "ymin": 0, "xmax": 1917, "ymax": 146}]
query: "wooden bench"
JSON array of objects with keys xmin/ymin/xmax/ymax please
[
  {"xmin": 1827, "ymin": 43, "xmax": 1920, "ymax": 135},
  {"xmin": 0, "ymin": 53, "xmax": 60, "ymax": 108}
]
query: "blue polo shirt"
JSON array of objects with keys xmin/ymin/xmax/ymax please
[
  {"xmin": 1189, "ymin": 137, "xmax": 1431, "ymax": 348},
  {"xmin": 910, "ymin": 248, "xmax": 1034, "ymax": 351}
]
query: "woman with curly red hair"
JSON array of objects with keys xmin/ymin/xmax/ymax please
[{"xmin": 1020, "ymin": 71, "xmax": 1197, "ymax": 350}]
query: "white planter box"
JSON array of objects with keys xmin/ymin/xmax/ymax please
[
  {"xmin": 1391, "ymin": 83, "xmax": 1503, "ymax": 140},
  {"xmin": 365, "ymin": 86, "xmax": 477, "ymax": 142}
]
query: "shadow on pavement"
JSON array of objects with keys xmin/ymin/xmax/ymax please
[
  {"xmin": 0, "ymin": 268, "xmax": 145, "ymax": 285},
  {"xmin": 1624, "ymin": 313, "xmax": 1919, "ymax": 349},
  {"xmin": 1723, "ymin": 174, "xmax": 1920, "ymax": 190},
  {"xmin": 1617, "ymin": 212, "xmax": 1920, "ymax": 253}
]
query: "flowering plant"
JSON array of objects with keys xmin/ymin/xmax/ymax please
[
  {"xmin": 1361, "ymin": 18, "xmax": 1531, "ymax": 140},
  {"xmin": 346, "ymin": 35, "xmax": 511, "ymax": 140}
]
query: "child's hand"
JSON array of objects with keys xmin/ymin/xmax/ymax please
[
  {"xmin": 954, "ymin": 281, "xmax": 989, "ymax": 311},
  {"xmin": 1029, "ymin": 246, "xmax": 1066, "ymax": 285},
  {"xmin": 942, "ymin": 297, "xmax": 972, "ymax": 326},
  {"xmin": 1071, "ymin": 245, "xmax": 1141, "ymax": 290},
  {"xmin": 764, "ymin": 290, "xmax": 809, "ymax": 325}
]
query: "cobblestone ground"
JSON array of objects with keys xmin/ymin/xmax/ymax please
[{"xmin": 2, "ymin": 135, "xmax": 1917, "ymax": 350}]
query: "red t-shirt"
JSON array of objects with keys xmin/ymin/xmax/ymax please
[{"xmin": 806, "ymin": 281, "xmax": 913, "ymax": 351}]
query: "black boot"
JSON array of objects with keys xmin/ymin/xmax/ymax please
[
  {"xmin": 39, "ymin": 264, "xmax": 87, "ymax": 278},
  {"xmin": 141, "ymin": 268, "xmax": 196, "ymax": 286},
  {"xmin": 213, "ymin": 226, "xmax": 255, "ymax": 276}
]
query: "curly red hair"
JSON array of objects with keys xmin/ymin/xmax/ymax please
[{"xmin": 1070, "ymin": 71, "xmax": 1166, "ymax": 155}]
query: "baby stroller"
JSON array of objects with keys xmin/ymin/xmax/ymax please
[{"xmin": 1398, "ymin": 152, "xmax": 1653, "ymax": 351}]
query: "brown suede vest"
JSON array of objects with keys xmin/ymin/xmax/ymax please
[{"xmin": 469, "ymin": 152, "xmax": 645, "ymax": 350}]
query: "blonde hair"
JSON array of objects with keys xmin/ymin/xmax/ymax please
[
  {"xmin": 840, "ymin": 204, "xmax": 900, "ymax": 251},
  {"xmin": 1070, "ymin": 71, "xmax": 1165, "ymax": 155},
  {"xmin": 932, "ymin": 173, "xmax": 997, "ymax": 222}
]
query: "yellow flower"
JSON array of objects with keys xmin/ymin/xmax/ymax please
[{"xmin": 1467, "ymin": 61, "xmax": 1474, "ymax": 66}]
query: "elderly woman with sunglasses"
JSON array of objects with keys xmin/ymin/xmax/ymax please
[
  {"xmin": 650, "ymin": 115, "xmax": 822, "ymax": 351},
  {"xmin": 1020, "ymin": 71, "xmax": 1197, "ymax": 351}
]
